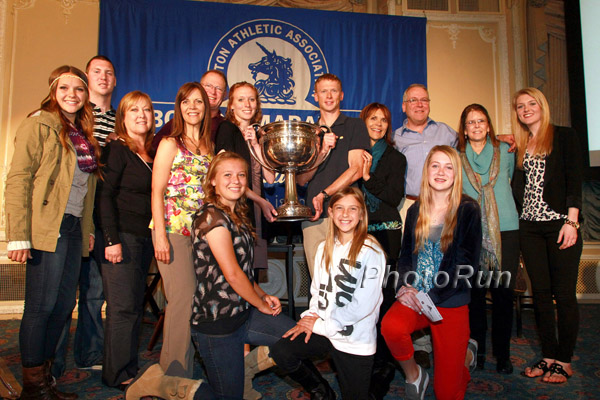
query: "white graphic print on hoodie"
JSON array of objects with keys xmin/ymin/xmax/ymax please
[{"xmin": 301, "ymin": 237, "xmax": 386, "ymax": 356}]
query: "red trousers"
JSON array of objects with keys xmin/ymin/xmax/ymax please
[{"xmin": 381, "ymin": 302, "xmax": 470, "ymax": 400}]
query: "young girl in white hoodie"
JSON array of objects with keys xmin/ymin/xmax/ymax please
[{"xmin": 270, "ymin": 187, "xmax": 386, "ymax": 400}]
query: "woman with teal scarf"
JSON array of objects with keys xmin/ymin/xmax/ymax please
[
  {"xmin": 457, "ymin": 103, "xmax": 520, "ymax": 374},
  {"xmin": 359, "ymin": 103, "xmax": 406, "ymax": 400}
]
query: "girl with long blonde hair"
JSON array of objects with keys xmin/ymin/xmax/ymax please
[
  {"xmin": 382, "ymin": 145, "xmax": 482, "ymax": 400},
  {"xmin": 270, "ymin": 187, "xmax": 386, "ymax": 400},
  {"xmin": 512, "ymin": 88, "xmax": 583, "ymax": 384}
]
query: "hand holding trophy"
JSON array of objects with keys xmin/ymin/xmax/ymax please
[{"xmin": 246, "ymin": 121, "xmax": 333, "ymax": 221}]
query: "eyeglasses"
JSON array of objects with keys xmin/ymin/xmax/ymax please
[
  {"xmin": 404, "ymin": 98, "xmax": 430, "ymax": 104},
  {"xmin": 466, "ymin": 119, "xmax": 487, "ymax": 126},
  {"xmin": 202, "ymin": 83, "xmax": 225, "ymax": 94}
]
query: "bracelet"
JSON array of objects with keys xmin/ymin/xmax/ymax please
[
  {"xmin": 564, "ymin": 219, "xmax": 580, "ymax": 229},
  {"xmin": 321, "ymin": 190, "xmax": 330, "ymax": 201}
]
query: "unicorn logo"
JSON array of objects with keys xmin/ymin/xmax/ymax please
[{"xmin": 249, "ymin": 42, "xmax": 295, "ymax": 105}]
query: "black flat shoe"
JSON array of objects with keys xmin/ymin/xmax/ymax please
[{"xmin": 496, "ymin": 358, "xmax": 513, "ymax": 374}]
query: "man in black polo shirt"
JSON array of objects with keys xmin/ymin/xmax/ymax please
[{"xmin": 297, "ymin": 73, "xmax": 370, "ymax": 277}]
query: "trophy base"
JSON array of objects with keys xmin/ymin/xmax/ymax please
[{"xmin": 275, "ymin": 203, "xmax": 313, "ymax": 222}]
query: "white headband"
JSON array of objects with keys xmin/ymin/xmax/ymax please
[{"xmin": 50, "ymin": 74, "xmax": 88, "ymax": 89}]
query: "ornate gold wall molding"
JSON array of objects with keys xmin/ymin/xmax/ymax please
[
  {"xmin": 203, "ymin": 0, "xmax": 363, "ymax": 12},
  {"xmin": 12, "ymin": 0, "xmax": 35, "ymax": 13},
  {"xmin": 425, "ymin": 13, "xmax": 511, "ymax": 133},
  {"xmin": 56, "ymin": 0, "xmax": 98, "ymax": 24},
  {"xmin": 12, "ymin": 0, "xmax": 98, "ymax": 23},
  {"xmin": 426, "ymin": 23, "xmax": 496, "ymax": 49}
]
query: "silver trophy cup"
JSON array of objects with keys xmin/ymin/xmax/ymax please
[{"xmin": 247, "ymin": 121, "xmax": 331, "ymax": 221}]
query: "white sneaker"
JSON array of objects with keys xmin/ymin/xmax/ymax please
[
  {"xmin": 405, "ymin": 365, "xmax": 429, "ymax": 400},
  {"xmin": 466, "ymin": 338, "xmax": 478, "ymax": 373}
]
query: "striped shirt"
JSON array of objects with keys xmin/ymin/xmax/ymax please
[{"xmin": 92, "ymin": 105, "xmax": 116, "ymax": 147}]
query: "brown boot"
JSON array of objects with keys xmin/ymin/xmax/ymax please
[
  {"xmin": 243, "ymin": 346, "xmax": 276, "ymax": 400},
  {"xmin": 19, "ymin": 365, "xmax": 58, "ymax": 400},
  {"xmin": 44, "ymin": 361, "xmax": 77, "ymax": 400},
  {"xmin": 125, "ymin": 363, "xmax": 202, "ymax": 400}
]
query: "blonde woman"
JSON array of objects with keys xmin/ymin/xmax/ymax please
[
  {"xmin": 215, "ymin": 82, "xmax": 277, "ymax": 271},
  {"xmin": 512, "ymin": 88, "xmax": 583, "ymax": 384},
  {"xmin": 382, "ymin": 146, "xmax": 482, "ymax": 400}
]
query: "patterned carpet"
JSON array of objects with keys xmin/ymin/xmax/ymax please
[{"xmin": 1, "ymin": 304, "xmax": 599, "ymax": 399}]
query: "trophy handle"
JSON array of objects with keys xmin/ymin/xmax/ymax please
[
  {"xmin": 302, "ymin": 125, "xmax": 333, "ymax": 172},
  {"xmin": 317, "ymin": 125, "xmax": 333, "ymax": 165},
  {"xmin": 246, "ymin": 124, "xmax": 277, "ymax": 171}
]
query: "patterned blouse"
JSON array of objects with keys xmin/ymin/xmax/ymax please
[
  {"xmin": 415, "ymin": 224, "xmax": 443, "ymax": 293},
  {"xmin": 521, "ymin": 151, "xmax": 566, "ymax": 222},
  {"xmin": 190, "ymin": 204, "xmax": 255, "ymax": 333},
  {"xmin": 149, "ymin": 143, "xmax": 211, "ymax": 236}
]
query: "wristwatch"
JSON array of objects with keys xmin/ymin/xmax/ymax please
[
  {"xmin": 321, "ymin": 190, "xmax": 330, "ymax": 201},
  {"xmin": 564, "ymin": 219, "xmax": 580, "ymax": 229}
]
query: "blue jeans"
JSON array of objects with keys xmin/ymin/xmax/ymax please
[
  {"xmin": 191, "ymin": 308, "xmax": 295, "ymax": 399},
  {"xmin": 53, "ymin": 229, "xmax": 105, "ymax": 377},
  {"xmin": 20, "ymin": 214, "xmax": 82, "ymax": 368}
]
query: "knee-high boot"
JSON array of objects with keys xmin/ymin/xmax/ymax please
[{"xmin": 288, "ymin": 361, "xmax": 336, "ymax": 400}]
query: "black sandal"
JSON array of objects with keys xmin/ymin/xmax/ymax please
[
  {"xmin": 544, "ymin": 363, "xmax": 572, "ymax": 384},
  {"xmin": 520, "ymin": 359, "xmax": 550, "ymax": 378}
]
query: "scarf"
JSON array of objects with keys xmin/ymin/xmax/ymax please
[
  {"xmin": 68, "ymin": 125, "xmax": 97, "ymax": 173},
  {"xmin": 362, "ymin": 139, "xmax": 387, "ymax": 212},
  {"xmin": 460, "ymin": 142, "xmax": 501, "ymax": 275}
]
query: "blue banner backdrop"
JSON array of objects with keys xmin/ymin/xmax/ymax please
[{"xmin": 98, "ymin": 0, "xmax": 426, "ymax": 208}]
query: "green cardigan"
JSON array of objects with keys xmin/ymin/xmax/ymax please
[{"xmin": 461, "ymin": 140, "xmax": 519, "ymax": 232}]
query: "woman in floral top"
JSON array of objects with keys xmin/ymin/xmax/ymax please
[{"xmin": 150, "ymin": 82, "xmax": 212, "ymax": 379}]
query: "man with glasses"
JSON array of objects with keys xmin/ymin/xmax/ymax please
[
  {"xmin": 393, "ymin": 83, "xmax": 457, "ymax": 370},
  {"xmin": 394, "ymin": 84, "xmax": 457, "ymax": 209},
  {"xmin": 152, "ymin": 70, "xmax": 228, "ymax": 151}
]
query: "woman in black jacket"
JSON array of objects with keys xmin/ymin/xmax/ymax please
[
  {"xmin": 97, "ymin": 91, "xmax": 155, "ymax": 388},
  {"xmin": 512, "ymin": 88, "xmax": 583, "ymax": 384},
  {"xmin": 359, "ymin": 103, "xmax": 406, "ymax": 399}
]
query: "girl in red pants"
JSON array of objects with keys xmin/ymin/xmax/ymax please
[{"xmin": 381, "ymin": 146, "xmax": 482, "ymax": 400}]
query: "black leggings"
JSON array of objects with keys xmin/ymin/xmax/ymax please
[
  {"xmin": 271, "ymin": 333, "xmax": 374, "ymax": 400},
  {"xmin": 519, "ymin": 219, "xmax": 582, "ymax": 363},
  {"xmin": 469, "ymin": 230, "xmax": 519, "ymax": 361}
]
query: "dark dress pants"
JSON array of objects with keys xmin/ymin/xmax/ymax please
[{"xmin": 101, "ymin": 232, "xmax": 153, "ymax": 387}]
